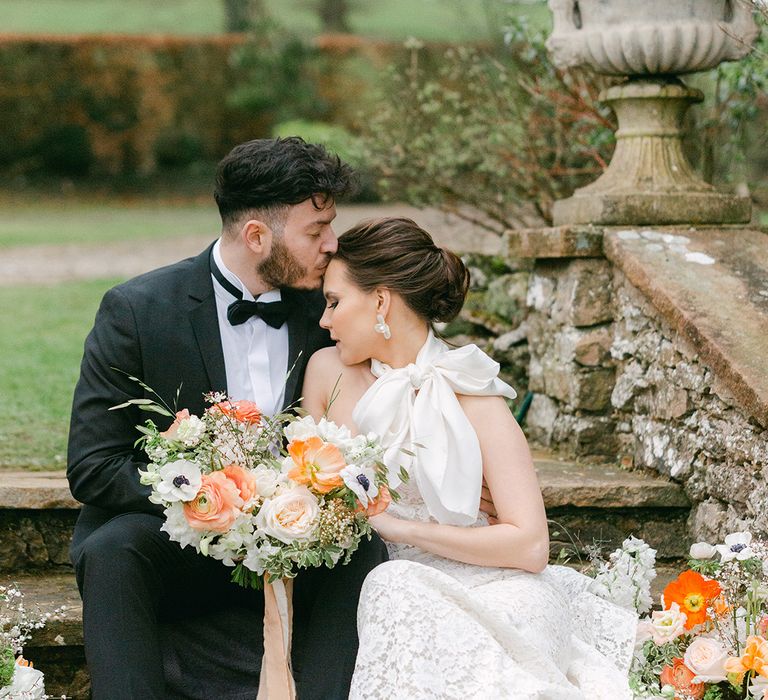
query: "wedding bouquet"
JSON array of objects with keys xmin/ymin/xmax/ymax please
[
  {"xmin": 625, "ymin": 531, "xmax": 768, "ymax": 700},
  {"xmin": 116, "ymin": 384, "xmax": 396, "ymax": 588},
  {"xmin": 1, "ymin": 583, "xmax": 65, "ymax": 700}
]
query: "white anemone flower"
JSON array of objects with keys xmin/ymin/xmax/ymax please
[
  {"xmin": 715, "ymin": 531, "xmax": 755, "ymax": 562},
  {"xmin": 340, "ymin": 464, "xmax": 379, "ymax": 506},
  {"xmin": 155, "ymin": 459, "xmax": 203, "ymax": 503}
]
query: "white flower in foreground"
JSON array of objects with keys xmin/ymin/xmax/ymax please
[
  {"xmin": 689, "ymin": 541, "xmax": 716, "ymax": 560},
  {"xmin": 284, "ymin": 416, "xmax": 320, "ymax": 442},
  {"xmin": 649, "ymin": 603, "xmax": 687, "ymax": 645},
  {"xmin": 175, "ymin": 414, "xmax": 206, "ymax": 447},
  {"xmin": 252, "ymin": 465, "xmax": 282, "ymax": 499},
  {"xmin": 154, "ymin": 459, "xmax": 203, "ymax": 503},
  {"xmin": 0, "ymin": 661, "xmax": 46, "ymax": 700},
  {"xmin": 340, "ymin": 464, "xmax": 379, "ymax": 506},
  {"xmin": 684, "ymin": 636, "xmax": 729, "ymax": 683},
  {"xmin": 750, "ymin": 674, "xmax": 768, "ymax": 700},
  {"xmin": 715, "ymin": 531, "xmax": 754, "ymax": 562},
  {"xmin": 256, "ymin": 487, "xmax": 320, "ymax": 544},
  {"xmin": 160, "ymin": 502, "xmax": 205, "ymax": 549}
]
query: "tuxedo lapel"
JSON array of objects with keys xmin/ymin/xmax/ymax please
[
  {"xmin": 187, "ymin": 244, "xmax": 227, "ymax": 394},
  {"xmin": 283, "ymin": 288, "xmax": 311, "ymax": 409}
]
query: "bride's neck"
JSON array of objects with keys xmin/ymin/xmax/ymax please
[{"xmin": 372, "ymin": 322, "xmax": 430, "ymax": 369}]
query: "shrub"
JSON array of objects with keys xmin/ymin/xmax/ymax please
[
  {"xmin": 361, "ymin": 21, "xmax": 615, "ymax": 232},
  {"xmin": 38, "ymin": 124, "xmax": 93, "ymax": 177}
]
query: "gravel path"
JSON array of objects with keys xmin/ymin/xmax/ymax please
[{"xmin": 0, "ymin": 204, "xmax": 503, "ymax": 286}]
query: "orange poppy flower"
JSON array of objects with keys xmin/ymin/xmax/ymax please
[
  {"xmin": 724, "ymin": 635, "xmax": 768, "ymax": 677},
  {"xmin": 663, "ymin": 570, "xmax": 721, "ymax": 630},
  {"xmin": 287, "ymin": 437, "xmax": 346, "ymax": 494}
]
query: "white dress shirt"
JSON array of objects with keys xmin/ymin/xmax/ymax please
[{"xmin": 211, "ymin": 239, "xmax": 289, "ymax": 415}]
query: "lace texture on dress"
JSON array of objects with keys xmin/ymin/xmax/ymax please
[{"xmin": 350, "ymin": 480, "xmax": 637, "ymax": 700}]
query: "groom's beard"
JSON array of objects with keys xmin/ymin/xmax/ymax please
[{"xmin": 257, "ymin": 236, "xmax": 309, "ymax": 289}]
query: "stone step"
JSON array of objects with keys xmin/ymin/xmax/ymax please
[
  {"xmin": 0, "ymin": 454, "xmax": 690, "ymax": 573},
  {"xmin": 533, "ymin": 451, "xmax": 691, "ymax": 562}
]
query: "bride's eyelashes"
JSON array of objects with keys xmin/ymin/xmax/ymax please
[{"xmin": 326, "ymin": 301, "xmax": 339, "ymax": 309}]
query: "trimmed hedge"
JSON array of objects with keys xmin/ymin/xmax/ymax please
[{"xmin": 0, "ymin": 33, "xmax": 401, "ymax": 177}]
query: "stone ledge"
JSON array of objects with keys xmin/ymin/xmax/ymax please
[
  {"xmin": 534, "ymin": 451, "xmax": 690, "ymax": 509},
  {"xmin": 0, "ymin": 472, "xmax": 79, "ymax": 509},
  {"xmin": 505, "ymin": 225, "xmax": 605, "ymax": 259},
  {"xmin": 0, "ymin": 461, "xmax": 688, "ymax": 512},
  {"xmin": 604, "ymin": 226, "xmax": 768, "ymax": 428}
]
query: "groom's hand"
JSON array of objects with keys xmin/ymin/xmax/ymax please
[{"xmin": 480, "ymin": 478, "xmax": 498, "ymax": 524}]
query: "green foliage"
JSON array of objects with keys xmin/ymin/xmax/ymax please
[
  {"xmin": 361, "ymin": 18, "xmax": 615, "ymax": 231},
  {"xmin": 272, "ymin": 119, "xmax": 362, "ymax": 165},
  {"xmin": 0, "ymin": 647, "xmax": 14, "ymax": 690},
  {"xmin": 693, "ymin": 5, "xmax": 768, "ymax": 189},
  {"xmin": 228, "ymin": 18, "xmax": 328, "ymax": 125},
  {"xmin": 154, "ymin": 131, "xmax": 203, "ymax": 168},
  {"xmin": 38, "ymin": 125, "xmax": 93, "ymax": 177}
]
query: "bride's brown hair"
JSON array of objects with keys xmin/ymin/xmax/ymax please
[{"xmin": 334, "ymin": 217, "xmax": 470, "ymax": 323}]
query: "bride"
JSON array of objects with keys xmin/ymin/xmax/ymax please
[{"xmin": 300, "ymin": 217, "xmax": 637, "ymax": 699}]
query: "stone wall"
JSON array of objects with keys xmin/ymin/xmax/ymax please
[{"xmin": 523, "ymin": 251, "xmax": 768, "ymax": 542}]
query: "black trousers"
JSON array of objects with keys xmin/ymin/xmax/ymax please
[{"xmin": 71, "ymin": 511, "xmax": 388, "ymax": 700}]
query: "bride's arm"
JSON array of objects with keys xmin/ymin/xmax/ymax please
[{"xmin": 371, "ymin": 394, "xmax": 550, "ymax": 573}]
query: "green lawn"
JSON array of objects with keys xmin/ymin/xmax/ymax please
[
  {"xmin": 0, "ymin": 197, "xmax": 219, "ymax": 248},
  {"xmin": 0, "ymin": 278, "xmax": 121, "ymax": 469},
  {"xmin": 0, "ymin": 0, "xmax": 550, "ymax": 40}
]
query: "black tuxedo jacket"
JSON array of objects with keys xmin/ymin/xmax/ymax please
[{"xmin": 67, "ymin": 242, "xmax": 332, "ymax": 546}]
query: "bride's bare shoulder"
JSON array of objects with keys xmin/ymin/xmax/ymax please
[
  {"xmin": 307, "ymin": 345, "xmax": 345, "ymax": 374},
  {"xmin": 306, "ymin": 347, "xmax": 370, "ymax": 383}
]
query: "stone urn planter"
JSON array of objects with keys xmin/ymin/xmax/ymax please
[{"xmin": 546, "ymin": 0, "xmax": 759, "ymax": 226}]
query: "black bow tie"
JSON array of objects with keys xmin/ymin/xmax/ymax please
[
  {"xmin": 226, "ymin": 298, "xmax": 292, "ymax": 328},
  {"xmin": 210, "ymin": 251, "xmax": 292, "ymax": 328}
]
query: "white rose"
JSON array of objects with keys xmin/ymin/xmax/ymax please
[
  {"xmin": 175, "ymin": 415, "xmax": 206, "ymax": 447},
  {"xmin": 284, "ymin": 416, "xmax": 319, "ymax": 442},
  {"xmin": 649, "ymin": 602, "xmax": 687, "ymax": 645},
  {"xmin": 253, "ymin": 466, "xmax": 282, "ymax": 498},
  {"xmin": 689, "ymin": 541, "xmax": 716, "ymax": 559},
  {"xmin": 154, "ymin": 459, "xmax": 203, "ymax": 502},
  {"xmin": 0, "ymin": 662, "xmax": 46, "ymax": 700},
  {"xmin": 256, "ymin": 487, "xmax": 320, "ymax": 544},
  {"xmin": 684, "ymin": 636, "xmax": 729, "ymax": 683}
]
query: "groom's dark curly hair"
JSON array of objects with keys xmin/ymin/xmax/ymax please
[{"xmin": 214, "ymin": 137, "xmax": 356, "ymax": 231}]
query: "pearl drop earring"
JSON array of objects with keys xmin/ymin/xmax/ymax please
[{"xmin": 374, "ymin": 313, "xmax": 391, "ymax": 340}]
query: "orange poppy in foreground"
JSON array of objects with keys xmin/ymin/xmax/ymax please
[
  {"xmin": 663, "ymin": 570, "xmax": 721, "ymax": 630},
  {"xmin": 287, "ymin": 437, "xmax": 346, "ymax": 493}
]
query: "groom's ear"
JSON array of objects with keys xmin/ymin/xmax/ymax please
[{"xmin": 241, "ymin": 219, "xmax": 272, "ymax": 256}]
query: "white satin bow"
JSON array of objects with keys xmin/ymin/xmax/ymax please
[{"xmin": 352, "ymin": 329, "xmax": 516, "ymax": 526}]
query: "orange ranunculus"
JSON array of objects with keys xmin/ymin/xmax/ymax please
[
  {"xmin": 161, "ymin": 409, "xmax": 191, "ymax": 438},
  {"xmin": 663, "ymin": 569, "xmax": 721, "ymax": 630},
  {"xmin": 212, "ymin": 400, "xmax": 262, "ymax": 425},
  {"xmin": 724, "ymin": 636, "xmax": 768, "ymax": 677},
  {"xmin": 660, "ymin": 658, "xmax": 705, "ymax": 699},
  {"xmin": 287, "ymin": 437, "xmax": 346, "ymax": 494},
  {"xmin": 361, "ymin": 485, "xmax": 391, "ymax": 516},
  {"xmin": 183, "ymin": 471, "xmax": 244, "ymax": 532},
  {"xmin": 222, "ymin": 464, "xmax": 259, "ymax": 503}
]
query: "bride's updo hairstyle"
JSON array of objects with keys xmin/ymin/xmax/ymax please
[{"xmin": 335, "ymin": 217, "xmax": 470, "ymax": 323}]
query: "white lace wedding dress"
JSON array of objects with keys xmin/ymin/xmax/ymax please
[{"xmin": 347, "ymin": 331, "xmax": 637, "ymax": 700}]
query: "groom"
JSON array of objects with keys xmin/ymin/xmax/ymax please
[{"xmin": 67, "ymin": 137, "xmax": 388, "ymax": 699}]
